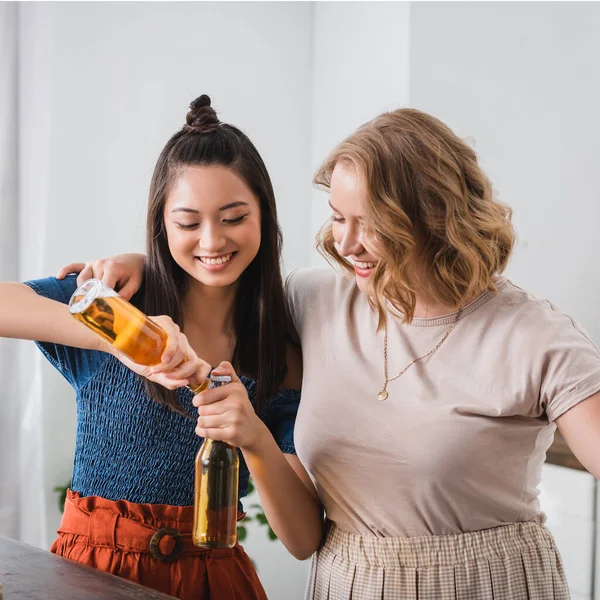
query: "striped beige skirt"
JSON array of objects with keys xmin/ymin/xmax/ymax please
[{"xmin": 305, "ymin": 521, "xmax": 570, "ymax": 600}]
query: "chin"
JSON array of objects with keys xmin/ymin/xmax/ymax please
[
  {"xmin": 355, "ymin": 276, "xmax": 371, "ymax": 295},
  {"xmin": 195, "ymin": 271, "xmax": 242, "ymax": 288},
  {"xmin": 177, "ymin": 261, "xmax": 240, "ymax": 288}
]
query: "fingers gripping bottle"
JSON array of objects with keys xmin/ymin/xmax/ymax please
[{"xmin": 193, "ymin": 375, "xmax": 240, "ymax": 548}]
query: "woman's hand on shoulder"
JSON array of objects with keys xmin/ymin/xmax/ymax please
[{"xmin": 57, "ymin": 253, "xmax": 146, "ymax": 301}]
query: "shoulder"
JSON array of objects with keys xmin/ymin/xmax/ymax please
[
  {"xmin": 491, "ymin": 279, "xmax": 598, "ymax": 351},
  {"xmin": 285, "ymin": 266, "xmax": 355, "ymax": 314},
  {"xmin": 23, "ymin": 274, "xmax": 79, "ymax": 304},
  {"xmin": 285, "ymin": 266, "xmax": 343, "ymax": 295}
]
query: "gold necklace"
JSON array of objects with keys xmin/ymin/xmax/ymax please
[{"xmin": 377, "ymin": 307, "xmax": 462, "ymax": 401}]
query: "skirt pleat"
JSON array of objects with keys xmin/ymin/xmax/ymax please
[
  {"xmin": 488, "ymin": 553, "xmax": 530, "ymax": 599},
  {"xmin": 550, "ymin": 548, "xmax": 571, "ymax": 599},
  {"xmin": 328, "ymin": 548, "xmax": 357, "ymax": 600},
  {"xmin": 454, "ymin": 558, "xmax": 494, "ymax": 600},
  {"xmin": 306, "ymin": 547, "xmax": 319, "ymax": 599},
  {"xmin": 418, "ymin": 565, "xmax": 457, "ymax": 600},
  {"xmin": 523, "ymin": 547, "xmax": 570, "ymax": 600},
  {"xmin": 312, "ymin": 545, "xmax": 336, "ymax": 600},
  {"xmin": 383, "ymin": 566, "xmax": 417, "ymax": 600},
  {"xmin": 351, "ymin": 562, "xmax": 384, "ymax": 600},
  {"xmin": 305, "ymin": 521, "xmax": 570, "ymax": 600}
]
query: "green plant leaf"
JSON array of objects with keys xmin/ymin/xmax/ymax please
[
  {"xmin": 255, "ymin": 513, "xmax": 268, "ymax": 525},
  {"xmin": 267, "ymin": 527, "xmax": 278, "ymax": 541},
  {"xmin": 237, "ymin": 526, "xmax": 247, "ymax": 542},
  {"xmin": 53, "ymin": 480, "xmax": 71, "ymax": 513}
]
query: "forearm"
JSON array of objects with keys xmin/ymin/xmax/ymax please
[
  {"xmin": 557, "ymin": 391, "xmax": 600, "ymax": 479},
  {"xmin": 242, "ymin": 427, "xmax": 323, "ymax": 560},
  {"xmin": 0, "ymin": 282, "xmax": 109, "ymax": 352}
]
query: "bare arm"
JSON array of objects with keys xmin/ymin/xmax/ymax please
[
  {"xmin": 242, "ymin": 344, "xmax": 322, "ymax": 559},
  {"xmin": 0, "ymin": 282, "xmax": 108, "ymax": 351},
  {"xmin": 556, "ymin": 390, "xmax": 600, "ymax": 478},
  {"xmin": 241, "ymin": 431, "xmax": 323, "ymax": 560},
  {"xmin": 0, "ymin": 281, "xmax": 212, "ymax": 389}
]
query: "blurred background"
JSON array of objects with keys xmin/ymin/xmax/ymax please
[{"xmin": 1, "ymin": 2, "xmax": 599, "ymax": 599}]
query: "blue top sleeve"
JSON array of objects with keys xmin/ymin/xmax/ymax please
[
  {"xmin": 241, "ymin": 376, "xmax": 301, "ymax": 455},
  {"xmin": 263, "ymin": 388, "xmax": 301, "ymax": 455},
  {"xmin": 23, "ymin": 275, "xmax": 109, "ymax": 391}
]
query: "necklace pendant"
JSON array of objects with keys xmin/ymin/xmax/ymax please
[{"xmin": 377, "ymin": 390, "xmax": 389, "ymax": 401}]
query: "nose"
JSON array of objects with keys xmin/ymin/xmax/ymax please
[
  {"xmin": 198, "ymin": 221, "xmax": 227, "ymax": 253},
  {"xmin": 337, "ymin": 222, "xmax": 365, "ymax": 257}
]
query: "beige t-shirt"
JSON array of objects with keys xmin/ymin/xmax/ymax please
[{"xmin": 287, "ymin": 267, "xmax": 600, "ymax": 538}]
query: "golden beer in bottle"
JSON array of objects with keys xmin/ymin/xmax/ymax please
[
  {"xmin": 68, "ymin": 278, "xmax": 208, "ymax": 393},
  {"xmin": 69, "ymin": 279, "xmax": 167, "ymax": 365},
  {"xmin": 193, "ymin": 375, "xmax": 240, "ymax": 549}
]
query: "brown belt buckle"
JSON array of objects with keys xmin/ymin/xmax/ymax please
[{"xmin": 149, "ymin": 527, "xmax": 184, "ymax": 562}]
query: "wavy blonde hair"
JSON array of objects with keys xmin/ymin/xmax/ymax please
[{"xmin": 315, "ymin": 108, "xmax": 516, "ymax": 328}]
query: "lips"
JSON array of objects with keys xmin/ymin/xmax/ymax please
[
  {"xmin": 354, "ymin": 260, "xmax": 377, "ymax": 270},
  {"xmin": 197, "ymin": 252, "xmax": 233, "ymax": 265},
  {"xmin": 352, "ymin": 258, "xmax": 378, "ymax": 278},
  {"xmin": 194, "ymin": 252, "xmax": 236, "ymax": 272}
]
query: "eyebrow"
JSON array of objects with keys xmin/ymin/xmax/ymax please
[{"xmin": 171, "ymin": 201, "xmax": 250, "ymax": 214}]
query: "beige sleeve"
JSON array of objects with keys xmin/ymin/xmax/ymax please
[
  {"xmin": 541, "ymin": 314, "xmax": 600, "ymax": 422},
  {"xmin": 284, "ymin": 268, "xmax": 302, "ymax": 333}
]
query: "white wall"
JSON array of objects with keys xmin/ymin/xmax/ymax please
[
  {"xmin": 310, "ymin": 1, "xmax": 411, "ymax": 264},
  {"xmin": 18, "ymin": 0, "xmax": 55, "ymax": 549},
  {"xmin": 410, "ymin": 1, "xmax": 600, "ymax": 343},
  {"xmin": 0, "ymin": 1, "xmax": 20, "ymax": 540},
  {"xmin": 540, "ymin": 464, "xmax": 596, "ymax": 600},
  {"xmin": 23, "ymin": 1, "xmax": 314, "ymax": 275}
]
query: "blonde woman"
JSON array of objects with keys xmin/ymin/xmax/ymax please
[{"xmin": 60, "ymin": 108, "xmax": 600, "ymax": 599}]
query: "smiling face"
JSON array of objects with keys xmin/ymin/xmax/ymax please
[
  {"xmin": 328, "ymin": 162, "xmax": 382, "ymax": 294},
  {"xmin": 163, "ymin": 165, "xmax": 262, "ymax": 289}
]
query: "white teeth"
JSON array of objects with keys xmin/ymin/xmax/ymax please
[
  {"xmin": 199, "ymin": 253, "xmax": 233, "ymax": 265},
  {"xmin": 355, "ymin": 261, "xmax": 377, "ymax": 269}
]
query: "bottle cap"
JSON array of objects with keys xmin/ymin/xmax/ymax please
[
  {"xmin": 68, "ymin": 278, "xmax": 117, "ymax": 314},
  {"xmin": 209, "ymin": 375, "xmax": 232, "ymax": 387}
]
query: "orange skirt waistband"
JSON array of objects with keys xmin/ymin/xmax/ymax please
[{"xmin": 60, "ymin": 490, "xmax": 245, "ymax": 562}]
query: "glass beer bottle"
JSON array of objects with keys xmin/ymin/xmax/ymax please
[
  {"xmin": 68, "ymin": 278, "xmax": 208, "ymax": 393},
  {"xmin": 193, "ymin": 375, "xmax": 240, "ymax": 549}
]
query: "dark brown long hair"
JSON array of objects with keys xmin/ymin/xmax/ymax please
[{"xmin": 133, "ymin": 94, "xmax": 295, "ymax": 414}]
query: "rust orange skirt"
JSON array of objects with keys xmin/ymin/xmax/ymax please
[{"xmin": 51, "ymin": 490, "xmax": 267, "ymax": 600}]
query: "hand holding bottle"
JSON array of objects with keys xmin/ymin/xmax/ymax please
[
  {"xmin": 127, "ymin": 314, "xmax": 211, "ymax": 391},
  {"xmin": 69, "ymin": 278, "xmax": 211, "ymax": 391},
  {"xmin": 192, "ymin": 362, "xmax": 268, "ymax": 452}
]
